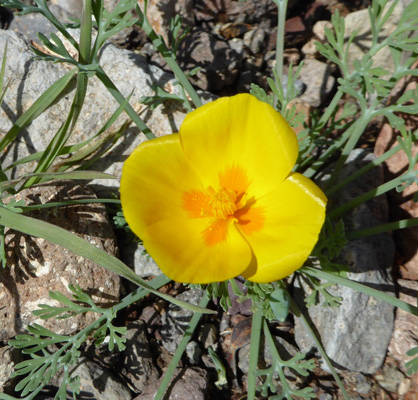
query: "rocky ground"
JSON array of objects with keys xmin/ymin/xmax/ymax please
[{"xmin": 0, "ymin": 0, "xmax": 418, "ymax": 399}]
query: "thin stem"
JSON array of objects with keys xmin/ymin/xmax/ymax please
[
  {"xmin": 20, "ymin": 198, "xmax": 120, "ymax": 212},
  {"xmin": 95, "ymin": 66, "xmax": 155, "ymax": 140},
  {"xmin": 262, "ymin": 319, "xmax": 293, "ymax": 393},
  {"xmin": 302, "ymin": 126, "xmax": 352, "ymax": 178},
  {"xmin": 346, "ymin": 217, "xmax": 418, "ymax": 240},
  {"xmin": 154, "ymin": 292, "xmax": 210, "ymax": 400},
  {"xmin": 328, "ymin": 170, "xmax": 415, "ymax": 219},
  {"xmin": 136, "ymin": 4, "xmax": 202, "ymax": 109},
  {"xmin": 5, "ymin": 274, "xmax": 171, "ymax": 400},
  {"xmin": 275, "ymin": 0, "xmax": 288, "ymax": 84},
  {"xmin": 247, "ymin": 307, "xmax": 263, "ymax": 400},
  {"xmin": 288, "ymin": 292, "xmax": 350, "ymax": 400},
  {"xmin": 302, "ymin": 266, "xmax": 418, "ymax": 316},
  {"xmin": 323, "ymin": 116, "xmax": 370, "ymax": 190},
  {"xmin": 326, "ymin": 130, "xmax": 418, "ymax": 196},
  {"xmin": 317, "ymin": 90, "xmax": 345, "ymax": 132},
  {"xmin": 298, "ymin": 90, "xmax": 345, "ymax": 173}
]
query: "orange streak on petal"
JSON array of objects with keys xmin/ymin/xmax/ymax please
[
  {"xmin": 203, "ymin": 218, "xmax": 230, "ymax": 246},
  {"xmin": 219, "ymin": 165, "xmax": 251, "ymax": 195},
  {"xmin": 183, "ymin": 190, "xmax": 213, "ymax": 218},
  {"xmin": 236, "ymin": 205, "xmax": 264, "ymax": 236}
]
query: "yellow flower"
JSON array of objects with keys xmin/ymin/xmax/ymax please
[{"xmin": 120, "ymin": 94, "xmax": 327, "ymax": 284}]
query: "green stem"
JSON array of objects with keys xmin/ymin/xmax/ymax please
[
  {"xmin": 136, "ymin": 4, "xmax": 202, "ymax": 109},
  {"xmin": 2, "ymin": 275, "xmax": 170, "ymax": 400},
  {"xmin": 302, "ymin": 266, "xmax": 418, "ymax": 317},
  {"xmin": 302, "ymin": 126, "xmax": 352, "ymax": 179},
  {"xmin": 247, "ymin": 307, "xmax": 263, "ymax": 400},
  {"xmin": 262, "ymin": 319, "xmax": 293, "ymax": 394},
  {"xmin": 324, "ymin": 116, "xmax": 370, "ymax": 190},
  {"xmin": 0, "ymin": 205, "xmax": 212, "ymax": 314},
  {"xmin": 154, "ymin": 292, "xmax": 210, "ymax": 400},
  {"xmin": 288, "ymin": 292, "xmax": 350, "ymax": 400},
  {"xmin": 346, "ymin": 217, "xmax": 418, "ymax": 240},
  {"xmin": 0, "ymin": 69, "xmax": 77, "ymax": 154},
  {"xmin": 328, "ymin": 170, "xmax": 415, "ymax": 219},
  {"xmin": 299, "ymin": 89, "xmax": 344, "ymax": 175},
  {"xmin": 275, "ymin": 0, "xmax": 288, "ymax": 84},
  {"xmin": 20, "ymin": 198, "xmax": 121, "ymax": 212},
  {"xmin": 95, "ymin": 66, "xmax": 155, "ymax": 140},
  {"xmin": 325, "ymin": 130, "xmax": 418, "ymax": 196}
]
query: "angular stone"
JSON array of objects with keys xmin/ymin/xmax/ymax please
[
  {"xmin": 66, "ymin": 358, "xmax": 132, "ymax": 400},
  {"xmin": 0, "ymin": 181, "xmax": 121, "ymax": 340},
  {"xmin": 298, "ymin": 58, "xmax": 335, "ymax": 107},
  {"xmin": 118, "ymin": 233, "xmax": 162, "ymax": 278},
  {"xmin": 134, "ymin": 367, "xmax": 209, "ymax": 400},
  {"xmin": 243, "ymin": 28, "xmax": 266, "ymax": 55},
  {"xmin": 313, "ymin": 20, "xmax": 333, "ymax": 42},
  {"xmin": 121, "ymin": 321, "xmax": 160, "ymax": 393},
  {"xmin": 160, "ymin": 289, "xmax": 204, "ymax": 353},
  {"xmin": 177, "ymin": 27, "xmax": 240, "ymax": 92},
  {"xmin": 295, "ymin": 149, "xmax": 395, "ymax": 374},
  {"xmin": 225, "ymin": 0, "xmax": 277, "ymax": 29}
]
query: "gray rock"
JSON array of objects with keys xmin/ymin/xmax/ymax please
[
  {"xmin": 243, "ymin": 28, "xmax": 266, "ymax": 55},
  {"xmin": 0, "ymin": 181, "xmax": 121, "ymax": 340},
  {"xmin": 225, "ymin": 0, "xmax": 277, "ymax": 28},
  {"xmin": 294, "ymin": 149, "xmax": 395, "ymax": 374},
  {"xmin": 119, "ymin": 235, "xmax": 162, "ymax": 278},
  {"xmin": 134, "ymin": 367, "xmax": 209, "ymax": 400},
  {"xmin": 0, "ymin": 345, "xmax": 22, "ymax": 394},
  {"xmin": 8, "ymin": 3, "xmax": 77, "ymax": 43},
  {"xmin": 229, "ymin": 38, "xmax": 244, "ymax": 56},
  {"xmin": 121, "ymin": 320, "xmax": 160, "ymax": 393},
  {"xmin": 177, "ymin": 27, "xmax": 240, "ymax": 92},
  {"xmin": 298, "ymin": 58, "xmax": 335, "ymax": 107},
  {"xmin": 0, "ymin": 29, "xmax": 188, "ymax": 195},
  {"xmin": 350, "ymin": 373, "xmax": 372, "ymax": 395},
  {"xmin": 160, "ymin": 289, "xmax": 204, "ymax": 353},
  {"xmin": 238, "ymin": 334, "xmax": 298, "ymax": 375},
  {"xmin": 0, "ymin": 28, "xmax": 193, "ymax": 280},
  {"xmin": 67, "ymin": 357, "xmax": 132, "ymax": 400},
  {"xmin": 375, "ymin": 365, "xmax": 405, "ymax": 393},
  {"xmin": 49, "ymin": 0, "xmax": 83, "ymax": 16},
  {"xmin": 186, "ymin": 341, "xmax": 202, "ymax": 365},
  {"xmin": 319, "ymin": 394, "xmax": 332, "ymax": 400}
]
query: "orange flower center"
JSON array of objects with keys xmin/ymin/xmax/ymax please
[
  {"xmin": 183, "ymin": 166, "xmax": 264, "ymax": 246},
  {"xmin": 208, "ymin": 187, "xmax": 247, "ymax": 220}
]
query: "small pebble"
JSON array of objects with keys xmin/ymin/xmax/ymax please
[{"xmin": 186, "ymin": 341, "xmax": 202, "ymax": 365}]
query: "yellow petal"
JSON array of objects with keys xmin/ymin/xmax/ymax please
[
  {"xmin": 179, "ymin": 94, "xmax": 299, "ymax": 198},
  {"xmin": 241, "ymin": 173, "xmax": 327, "ymax": 283},
  {"xmin": 142, "ymin": 217, "xmax": 253, "ymax": 283},
  {"xmin": 120, "ymin": 134, "xmax": 205, "ymax": 238}
]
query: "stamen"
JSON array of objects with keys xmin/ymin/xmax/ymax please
[{"xmin": 209, "ymin": 187, "xmax": 247, "ymax": 220}]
